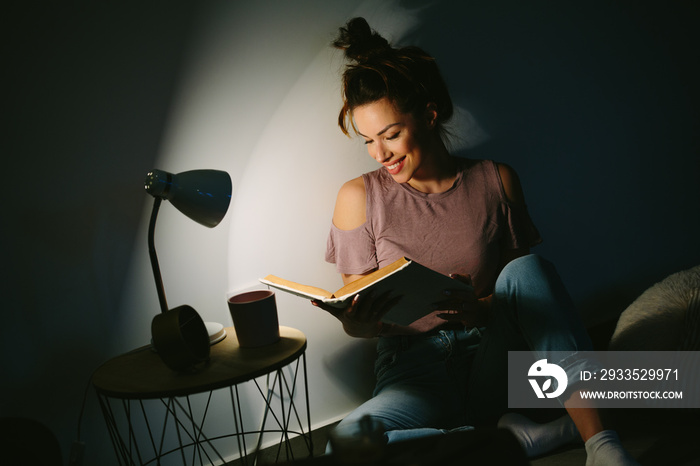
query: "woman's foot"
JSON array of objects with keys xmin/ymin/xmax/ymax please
[{"xmin": 585, "ymin": 430, "xmax": 639, "ymax": 466}]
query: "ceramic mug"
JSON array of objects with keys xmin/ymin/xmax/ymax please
[{"xmin": 227, "ymin": 290, "xmax": 280, "ymax": 347}]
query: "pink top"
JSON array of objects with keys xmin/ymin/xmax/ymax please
[
  {"xmin": 325, "ymin": 158, "xmax": 541, "ymax": 300},
  {"xmin": 326, "ymin": 159, "xmax": 542, "ymax": 296}
]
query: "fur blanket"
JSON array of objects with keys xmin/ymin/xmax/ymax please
[{"xmin": 609, "ymin": 265, "xmax": 700, "ymax": 351}]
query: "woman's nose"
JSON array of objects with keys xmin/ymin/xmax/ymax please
[{"xmin": 370, "ymin": 142, "xmax": 389, "ymax": 163}]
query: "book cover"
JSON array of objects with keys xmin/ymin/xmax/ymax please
[{"xmin": 260, "ymin": 257, "xmax": 470, "ymax": 326}]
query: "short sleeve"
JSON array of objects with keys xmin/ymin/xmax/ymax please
[
  {"xmin": 500, "ymin": 201, "xmax": 543, "ymax": 249},
  {"xmin": 325, "ymin": 222, "xmax": 378, "ymax": 275}
]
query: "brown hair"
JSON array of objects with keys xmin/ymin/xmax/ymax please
[{"xmin": 333, "ymin": 17, "xmax": 453, "ymax": 139}]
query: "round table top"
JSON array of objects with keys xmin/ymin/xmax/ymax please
[{"xmin": 92, "ymin": 326, "xmax": 306, "ymax": 399}]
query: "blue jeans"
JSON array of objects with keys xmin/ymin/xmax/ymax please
[{"xmin": 332, "ymin": 254, "xmax": 594, "ymax": 445}]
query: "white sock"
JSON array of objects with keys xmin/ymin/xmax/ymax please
[
  {"xmin": 497, "ymin": 412, "xmax": 580, "ymax": 458},
  {"xmin": 585, "ymin": 430, "xmax": 639, "ymax": 466}
]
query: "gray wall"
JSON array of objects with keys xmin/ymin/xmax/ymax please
[{"xmin": 4, "ymin": 1, "xmax": 698, "ymax": 464}]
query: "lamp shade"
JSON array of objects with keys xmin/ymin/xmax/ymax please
[{"xmin": 145, "ymin": 169, "xmax": 232, "ymax": 228}]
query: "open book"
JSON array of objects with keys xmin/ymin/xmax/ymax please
[{"xmin": 259, "ymin": 257, "xmax": 471, "ymax": 326}]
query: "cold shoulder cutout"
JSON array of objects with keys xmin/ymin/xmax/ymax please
[{"xmin": 332, "ymin": 177, "xmax": 367, "ymax": 231}]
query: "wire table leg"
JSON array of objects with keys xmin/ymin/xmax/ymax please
[{"xmin": 95, "ymin": 346, "xmax": 312, "ymax": 465}]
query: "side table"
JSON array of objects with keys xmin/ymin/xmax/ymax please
[{"xmin": 92, "ymin": 326, "xmax": 312, "ymax": 465}]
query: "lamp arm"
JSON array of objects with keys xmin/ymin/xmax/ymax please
[{"xmin": 148, "ymin": 197, "xmax": 169, "ymax": 314}]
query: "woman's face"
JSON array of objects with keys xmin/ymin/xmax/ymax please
[{"xmin": 353, "ymin": 97, "xmax": 432, "ymax": 185}]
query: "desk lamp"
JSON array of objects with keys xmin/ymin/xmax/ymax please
[{"xmin": 144, "ymin": 169, "xmax": 232, "ymax": 371}]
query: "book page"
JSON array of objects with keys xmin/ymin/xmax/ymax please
[
  {"xmin": 260, "ymin": 275, "xmax": 333, "ymax": 300},
  {"xmin": 334, "ymin": 257, "xmax": 411, "ymax": 298}
]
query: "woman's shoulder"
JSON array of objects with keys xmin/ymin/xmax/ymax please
[
  {"xmin": 492, "ymin": 162, "xmax": 525, "ymax": 205},
  {"xmin": 474, "ymin": 159, "xmax": 525, "ymax": 205},
  {"xmin": 337, "ymin": 176, "xmax": 366, "ymax": 201},
  {"xmin": 456, "ymin": 157, "xmax": 509, "ymax": 179},
  {"xmin": 456, "ymin": 158, "xmax": 525, "ymax": 204},
  {"xmin": 333, "ymin": 176, "xmax": 367, "ymax": 231}
]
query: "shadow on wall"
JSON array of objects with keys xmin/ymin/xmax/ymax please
[
  {"xmin": 397, "ymin": 0, "xmax": 700, "ymax": 323},
  {"xmin": 3, "ymin": 1, "xmax": 201, "ymax": 464},
  {"xmin": 324, "ymin": 339, "xmax": 378, "ymax": 401}
]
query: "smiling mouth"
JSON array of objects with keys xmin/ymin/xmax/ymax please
[{"xmin": 385, "ymin": 156, "xmax": 405, "ymax": 171}]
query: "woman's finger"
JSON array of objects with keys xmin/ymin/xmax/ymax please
[
  {"xmin": 349, "ymin": 290, "xmax": 400, "ymax": 323},
  {"xmin": 449, "ymin": 273, "xmax": 473, "ymax": 286},
  {"xmin": 311, "ymin": 299, "xmax": 344, "ymax": 318}
]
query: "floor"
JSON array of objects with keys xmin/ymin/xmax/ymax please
[
  {"xmin": 227, "ymin": 410, "xmax": 700, "ymax": 466},
  {"xmin": 224, "ymin": 423, "xmax": 332, "ymax": 466}
]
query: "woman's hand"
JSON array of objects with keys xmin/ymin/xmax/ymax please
[
  {"xmin": 312, "ymin": 290, "xmax": 400, "ymax": 338},
  {"xmin": 436, "ymin": 274, "xmax": 490, "ymax": 328}
]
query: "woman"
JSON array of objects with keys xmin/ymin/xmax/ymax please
[{"xmin": 313, "ymin": 17, "xmax": 638, "ymax": 465}]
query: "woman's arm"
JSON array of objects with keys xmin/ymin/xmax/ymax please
[
  {"xmin": 332, "ymin": 176, "xmax": 374, "ymax": 285},
  {"xmin": 497, "ymin": 163, "xmax": 531, "ymax": 266}
]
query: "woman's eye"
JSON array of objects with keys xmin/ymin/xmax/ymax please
[
  {"xmin": 386, "ymin": 132, "xmax": 400, "ymax": 140},
  {"xmin": 363, "ymin": 139, "xmax": 373, "ymax": 145}
]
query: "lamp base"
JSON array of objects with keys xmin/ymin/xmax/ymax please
[
  {"xmin": 151, "ymin": 305, "xmax": 210, "ymax": 372},
  {"xmin": 205, "ymin": 321, "xmax": 227, "ymax": 345}
]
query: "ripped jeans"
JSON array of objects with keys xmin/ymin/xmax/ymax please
[{"xmin": 331, "ymin": 254, "xmax": 594, "ymax": 445}]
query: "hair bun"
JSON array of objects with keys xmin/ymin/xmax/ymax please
[{"xmin": 333, "ymin": 17, "xmax": 391, "ymax": 62}]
